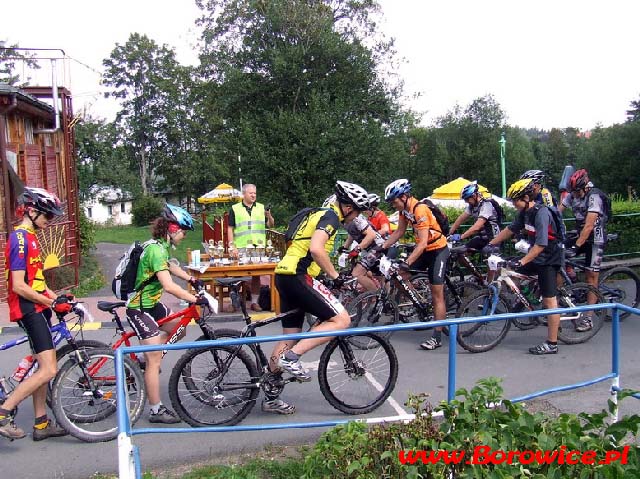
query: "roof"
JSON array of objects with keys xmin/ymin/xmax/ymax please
[
  {"xmin": 0, "ymin": 83, "xmax": 55, "ymax": 113},
  {"xmin": 86, "ymin": 185, "xmax": 133, "ymax": 203}
]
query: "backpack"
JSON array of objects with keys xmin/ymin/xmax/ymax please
[
  {"xmin": 532, "ymin": 204, "xmax": 566, "ymax": 243},
  {"xmin": 486, "ymin": 197, "xmax": 505, "ymax": 227},
  {"xmin": 284, "ymin": 207, "xmax": 331, "ymax": 243},
  {"xmin": 111, "ymin": 239, "xmax": 158, "ymax": 300},
  {"xmin": 413, "ymin": 198, "xmax": 450, "ymax": 239},
  {"xmin": 586, "ymin": 187, "xmax": 612, "ymax": 224}
]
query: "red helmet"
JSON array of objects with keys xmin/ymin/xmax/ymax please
[{"xmin": 569, "ymin": 169, "xmax": 590, "ymax": 192}]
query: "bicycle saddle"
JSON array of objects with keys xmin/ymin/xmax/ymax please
[
  {"xmin": 97, "ymin": 300, "xmax": 126, "ymax": 312},
  {"xmin": 214, "ymin": 276, "xmax": 252, "ymax": 287}
]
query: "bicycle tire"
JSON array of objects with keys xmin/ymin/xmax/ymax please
[
  {"xmin": 347, "ymin": 290, "xmax": 398, "ymax": 349},
  {"xmin": 318, "ymin": 333, "xmax": 398, "ymax": 414},
  {"xmin": 46, "ymin": 339, "xmax": 110, "ymax": 409},
  {"xmin": 51, "ymin": 348, "xmax": 145, "ymax": 443},
  {"xmin": 599, "ymin": 266, "xmax": 640, "ymax": 320},
  {"xmin": 447, "ymin": 279, "xmax": 483, "ymax": 315},
  {"xmin": 394, "ymin": 274, "xmax": 431, "ymax": 323},
  {"xmin": 509, "ymin": 300, "xmax": 540, "ymax": 330},
  {"xmin": 557, "ymin": 283, "xmax": 605, "ymax": 344},
  {"xmin": 455, "ymin": 290, "xmax": 512, "ymax": 353},
  {"xmin": 168, "ymin": 345, "xmax": 259, "ymax": 427}
]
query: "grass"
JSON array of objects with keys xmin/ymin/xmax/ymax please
[
  {"xmin": 71, "ymin": 253, "xmax": 105, "ymax": 296},
  {"xmin": 94, "ymin": 223, "xmax": 204, "ymax": 264}
]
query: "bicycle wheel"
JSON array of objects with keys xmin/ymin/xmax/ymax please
[
  {"xmin": 557, "ymin": 283, "xmax": 605, "ymax": 344},
  {"xmin": 509, "ymin": 300, "xmax": 541, "ymax": 330},
  {"xmin": 446, "ymin": 279, "xmax": 483, "ymax": 315},
  {"xmin": 395, "ymin": 274, "xmax": 431, "ymax": 322},
  {"xmin": 347, "ymin": 291, "xmax": 398, "ymax": 349},
  {"xmin": 599, "ymin": 267, "xmax": 640, "ymax": 320},
  {"xmin": 318, "ymin": 333, "xmax": 398, "ymax": 414},
  {"xmin": 51, "ymin": 348, "xmax": 145, "ymax": 443},
  {"xmin": 168, "ymin": 345, "xmax": 259, "ymax": 427},
  {"xmin": 455, "ymin": 290, "xmax": 512, "ymax": 353}
]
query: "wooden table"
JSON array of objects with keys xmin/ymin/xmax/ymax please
[{"xmin": 185, "ymin": 262, "xmax": 280, "ymax": 313}]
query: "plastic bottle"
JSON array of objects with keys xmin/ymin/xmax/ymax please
[{"xmin": 12, "ymin": 355, "xmax": 34, "ymax": 381}]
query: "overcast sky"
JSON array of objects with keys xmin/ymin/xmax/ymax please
[{"xmin": 3, "ymin": 0, "xmax": 639, "ymax": 130}]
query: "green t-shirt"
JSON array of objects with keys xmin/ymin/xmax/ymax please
[{"xmin": 127, "ymin": 239, "xmax": 169, "ymax": 309}]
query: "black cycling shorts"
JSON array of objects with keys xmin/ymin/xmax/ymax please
[
  {"xmin": 126, "ymin": 302, "xmax": 171, "ymax": 341},
  {"xmin": 412, "ymin": 246, "xmax": 450, "ymax": 286},
  {"xmin": 18, "ymin": 309, "xmax": 54, "ymax": 354},
  {"xmin": 518, "ymin": 263, "xmax": 560, "ymax": 299},
  {"xmin": 275, "ymin": 274, "xmax": 345, "ymax": 329}
]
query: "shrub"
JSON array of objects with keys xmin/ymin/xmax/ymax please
[
  {"xmin": 132, "ymin": 196, "xmax": 163, "ymax": 227},
  {"xmin": 78, "ymin": 209, "xmax": 96, "ymax": 254}
]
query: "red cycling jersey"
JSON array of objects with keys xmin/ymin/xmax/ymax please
[
  {"xmin": 5, "ymin": 225, "xmax": 51, "ymax": 322},
  {"xmin": 369, "ymin": 209, "xmax": 390, "ymax": 234}
]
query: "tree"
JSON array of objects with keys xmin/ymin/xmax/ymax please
[
  {"xmin": 0, "ymin": 41, "xmax": 40, "ymax": 86},
  {"xmin": 626, "ymin": 95, "xmax": 640, "ymax": 123},
  {"xmin": 195, "ymin": 0, "xmax": 412, "ymax": 212}
]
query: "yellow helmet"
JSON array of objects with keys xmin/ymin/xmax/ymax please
[{"xmin": 507, "ymin": 178, "xmax": 536, "ymax": 200}]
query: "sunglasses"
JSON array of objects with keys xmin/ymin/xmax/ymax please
[{"xmin": 38, "ymin": 211, "xmax": 56, "ymax": 220}]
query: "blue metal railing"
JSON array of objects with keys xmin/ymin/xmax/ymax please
[{"xmin": 115, "ymin": 302, "xmax": 639, "ymax": 478}]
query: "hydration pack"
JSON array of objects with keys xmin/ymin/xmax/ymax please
[{"xmin": 111, "ymin": 239, "xmax": 158, "ymax": 300}]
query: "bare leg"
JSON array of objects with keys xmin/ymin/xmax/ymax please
[
  {"xmin": 352, "ymin": 264, "xmax": 377, "ymax": 292},
  {"xmin": 268, "ymin": 328, "xmax": 301, "ymax": 372},
  {"xmin": 290, "ymin": 310, "xmax": 351, "ymax": 356},
  {"xmin": 542, "ymin": 296, "xmax": 560, "ymax": 342},
  {"xmin": 2, "ymin": 349, "xmax": 57, "ymax": 413}
]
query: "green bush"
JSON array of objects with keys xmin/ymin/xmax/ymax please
[
  {"xmin": 302, "ymin": 378, "xmax": 640, "ymax": 479},
  {"xmin": 131, "ymin": 196, "xmax": 163, "ymax": 227},
  {"xmin": 78, "ymin": 209, "xmax": 96, "ymax": 254}
]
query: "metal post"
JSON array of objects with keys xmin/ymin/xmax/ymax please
[
  {"xmin": 447, "ymin": 323, "xmax": 457, "ymax": 402},
  {"xmin": 116, "ymin": 348, "xmax": 135, "ymax": 479},
  {"xmin": 611, "ymin": 306, "xmax": 620, "ymax": 422},
  {"xmin": 238, "ymin": 155, "xmax": 243, "ymax": 190},
  {"xmin": 499, "ymin": 132, "xmax": 506, "ymax": 198}
]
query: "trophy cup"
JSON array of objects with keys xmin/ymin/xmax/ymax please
[
  {"xmin": 256, "ymin": 239, "xmax": 265, "ymax": 263},
  {"xmin": 266, "ymin": 239, "xmax": 274, "ymax": 261},
  {"xmin": 228, "ymin": 241, "xmax": 237, "ymax": 264},
  {"xmin": 216, "ymin": 240, "xmax": 225, "ymax": 265},
  {"xmin": 207, "ymin": 239, "xmax": 216, "ymax": 265},
  {"xmin": 245, "ymin": 243, "xmax": 255, "ymax": 263}
]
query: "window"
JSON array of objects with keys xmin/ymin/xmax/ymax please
[
  {"xmin": 24, "ymin": 119, "xmax": 34, "ymax": 143},
  {"xmin": 107, "ymin": 205, "xmax": 113, "ymax": 216},
  {"xmin": 87, "ymin": 207, "xmax": 92, "ymax": 218},
  {"xmin": 120, "ymin": 203, "xmax": 126, "ymax": 213}
]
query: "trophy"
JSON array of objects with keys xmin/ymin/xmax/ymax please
[
  {"xmin": 256, "ymin": 239, "xmax": 265, "ymax": 263},
  {"xmin": 228, "ymin": 241, "xmax": 238, "ymax": 262},
  {"xmin": 266, "ymin": 239, "xmax": 274, "ymax": 261},
  {"xmin": 216, "ymin": 240, "xmax": 225, "ymax": 265},
  {"xmin": 207, "ymin": 239, "xmax": 217, "ymax": 265},
  {"xmin": 245, "ymin": 243, "xmax": 255, "ymax": 263}
]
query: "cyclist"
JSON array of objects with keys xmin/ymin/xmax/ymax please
[
  {"xmin": 0, "ymin": 187, "xmax": 69, "ymax": 441},
  {"xmin": 339, "ymin": 199, "xmax": 385, "ymax": 292},
  {"xmin": 366, "ymin": 193, "xmax": 391, "ymax": 237},
  {"xmin": 485, "ymin": 178, "xmax": 564, "ymax": 354},
  {"xmin": 448, "ymin": 181, "xmax": 502, "ymax": 250},
  {"xmin": 558, "ymin": 169, "xmax": 608, "ymax": 330},
  {"xmin": 270, "ymin": 181, "xmax": 368, "ymax": 414},
  {"xmin": 382, "ymin": 179, "xmax": 450, "ymax": 351},
  {"xmin": 125, "ymin": 204, "xmax": 205, "ymax": 424},
  {"xmin": 520, "ymin": 169, "xmax": 557, "ymax": 207}
]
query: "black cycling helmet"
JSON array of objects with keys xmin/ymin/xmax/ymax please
[{"xmin": 21, "ymin": 187, "xmax": 63, "ymax": 216}]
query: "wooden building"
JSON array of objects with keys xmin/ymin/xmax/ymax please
[{"xmin": 0, "ymin": 84, "xmax": 80, "ymax": 301}]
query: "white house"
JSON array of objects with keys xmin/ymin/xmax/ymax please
[{"xmin": 82, "ymin": 186, "xmax": 133, "ymax": 225}]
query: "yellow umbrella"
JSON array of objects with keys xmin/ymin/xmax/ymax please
[
  {"xmin": 197, "ymin": 183, "xmax": 242, "ymax": 204},
  {"xmin": 431, "ymin": 177, "xmax": 491, "ymax": 199}
]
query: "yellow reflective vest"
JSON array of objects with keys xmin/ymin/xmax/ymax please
[{"xmin": 231, "ymin": 202, "xmax": 266, "ymax": 247}]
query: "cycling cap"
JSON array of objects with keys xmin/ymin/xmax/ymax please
[
  {"xmin": 384, "ymin": 179, "xmax": 411, "ymax": 202},
  {"xmin": 569, "ymin": 169, "xmax": 590, "ymax": 191},
  {"xmin": 507, "ymin": 178, "xmax": 536, "ymax": 200},
  {"xmin": 162, "ymin": 204, "xmax": 194, "ymax": 230},
  {"xmin": 367, "ymin": 193, "xmax": 381, "ymax": 208},
  {"xmin": 520, "ymin": 169, "xmax": 545, "ymax": 184},
  {"xmin": 335, "ymin": 181, "xmax": 370, "ymax": 210},
  {"xmin": 460, "ymin": 181, "xmax": 479, "ymax": 200},
  {"xmin": 21, "ymin": 187, "xmax": 63, "ymax": 216}
]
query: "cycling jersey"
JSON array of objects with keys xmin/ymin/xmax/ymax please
[
  {"xmin": 6, "ymin": 225, "xmax": 51, "ymax": 322},
  {"xmin": 399, "ymin": 197, "xmax": 448, "ymax": 251},
  {"xmin": 344, "ymin": 214, "xmax": 384, "ymax": 250},
  {"xmin": 464, "ymin": 198, "xmax": 501, "ymax": 240},
  {"xmin": 561, "ymin": 189, "xmax": 607, "ymax": 244},
  {"xmin": 509, "ymin": 205, "xmax": 563, "ymax": 266},
  {"xmin": 126, "ymin": 239, "xmax": 169, "ymax": 309},
  {"xmin": 368, "ymin": 209, "xmax": 390, "ymax": 235},
  {"xmin": 276, "ymin": 207, "xmax": 342, "ymax": 277}
]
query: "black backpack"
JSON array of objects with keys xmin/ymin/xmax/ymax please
[
  {"xmin": 111, "ymin": 239, "xmax": 158, "ymax": 300},
  {"xmin": 586, "ymin": 187, "xmax": 612, "ymax": 224},
  {"xmin": 531, "ymin": 204, "xmax": 566, "ymax": 243},
  {"xmin": 284, "ymin": 207, "xmax": 331, "ymax": 243},
  {"xmin": 486, "ymin": 197, "xmax": 505, "ymax": 227},
  {"xmin": 413, "ymin": 198, "xmax": 450, "ymax": 239}
]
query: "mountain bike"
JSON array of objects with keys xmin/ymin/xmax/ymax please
[
  {"xmin": 50, "ymin": 285, "xmax": 228, "ymax": 442},
  {"xmin": 455, "ymin": 253, "xmax": 606, "ymax": 353},
  {"xmin": 168, "ymin": 278, "xmax": 398, "ymax": 426},
  {"xmin": 561, "ymin": 232, "xmax": 640, "ymax": 320}
]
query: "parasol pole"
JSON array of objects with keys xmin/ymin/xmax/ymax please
[{"xmin": 238, "ymin": 155, "xmax": 243, "ymax": 190}]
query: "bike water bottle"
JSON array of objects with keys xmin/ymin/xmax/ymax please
[{"xmin": 12, "ymin": 355, "xmax": 34, "ymax": 381}]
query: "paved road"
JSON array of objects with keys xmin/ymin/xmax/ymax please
[{"xmin": 1, "ymin": 314, "xmax": 639, "ymax": 479}]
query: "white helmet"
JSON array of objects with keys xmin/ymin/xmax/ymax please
[
  {"xmin": 335, "ymin": 181, "xmax": 370, "ymax": 210},
  {"xmin": 322, "ymin": 194, "xmax": 337, "ymax": 208},
  {"xmin": 368, "ymin": 193, "xmax": 381, "ymax": 208}
]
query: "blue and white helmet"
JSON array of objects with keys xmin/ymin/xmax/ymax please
[
  {"xmin": 384, "ymin": 179, "xmax": 411, "ymax": 202},
  {"xmin": 460, "ymin": 181, "xmax": 479, "ymax": 200},
  {"xmin": 162, "ymin": 204, "xmax": 194, "ymax": 230}
]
